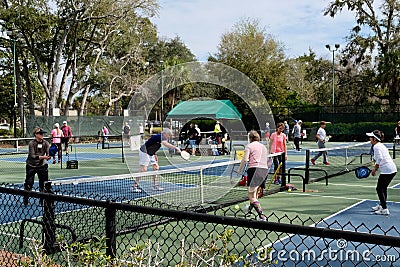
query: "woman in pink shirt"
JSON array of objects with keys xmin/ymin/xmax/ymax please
[
  {"xmin": 237, "ymin": 130, "xmax": 271, "ymax": 221},
  {"xmin": 50, "ymin": 123, "xmax": 64, "ymax": 164},
  {"xmin": 269, "ymin": 122, "xmax": 287, "ymax": 184}
]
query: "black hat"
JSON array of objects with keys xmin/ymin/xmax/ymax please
[{"xmin": 34, "ymin": 128, "xmax": 47, "ymax": 134}]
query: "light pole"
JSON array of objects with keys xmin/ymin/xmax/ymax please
[
  {"xmin": 7, "ymin": 31, "xmax": 18, "ymax": 138},
  {"xmin": 325, "ymin": 44, "xmax": 340, "ymax": 113},
  {"xmin": 160, "ymin": 60, "xmax": 164, "ymax": 128}
]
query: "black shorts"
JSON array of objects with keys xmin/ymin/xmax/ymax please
[
  {"xmin": 247, "ymin": 167, "xmax": 268, "ymax": 189},
  {"xmin": 62, "ymin": 137, "xmax": 70, "ymax": 144}
]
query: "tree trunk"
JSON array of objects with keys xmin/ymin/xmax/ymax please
[
  {"xmin": 79, "ymin": 84, "xmax": 90, "ymax": 116},
  {"xmin": 21, "ymin": 56, "xmax": 35, "ymax": 116}
]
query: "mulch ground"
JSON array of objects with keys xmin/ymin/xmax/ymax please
[{"xmin": 0, "ymin": 250, "xmax": 61, "ymax": 267}]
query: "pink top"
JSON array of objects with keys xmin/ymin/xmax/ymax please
[
  {"xmin": 270, "ymin": 132, "xmax": 287, "ymax": 153},
  {"xmin": 51, "ymin": 129, "xmax": 63, "ymax": 144},
  {"xmin": 243, "ymin": 141, "xmax": 269, "ymax": 169}
]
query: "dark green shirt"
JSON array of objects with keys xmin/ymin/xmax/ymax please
[{"xmin": 26, "ymin": 139, "xmax": 50, "ymax": 167}]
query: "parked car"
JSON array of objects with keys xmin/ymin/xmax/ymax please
[
  {"xmin": 151, "ymin": 120, "xmax": 161, "ymax": 127},
  {"xmin": 0, "ymin": 123, "xmax": 10, "ymax": 131}
]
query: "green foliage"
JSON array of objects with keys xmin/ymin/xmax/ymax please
[
  {"xmin": 0, "ymin": 129, "xmax": 10, "ymax": 136},
  {"xmin": 325, "ymin": 122, "xmax": 396, "ymax": 141},
  {"xmin": 324, "ymin": 0, "xmax": 400, "ymax": 106},
  {"xmin": 211, "ymin": 18, "xmax": 288, "ymax": 106},
  {"xmin": 63, "ymin": 236, "xmax": 112, "ymax": 266},
  {"xmin": 22, "ymin": 229, "xmax": 278, "ymax": 266}
]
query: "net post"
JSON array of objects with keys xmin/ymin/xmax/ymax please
[
  {"xmin": 105, "ymin": 201, "xmax": 117, "ymax": 259},
  {"xmin": 393, "ymin": 142, "xmax": 396, "ymax": 159},
  {"xmin": 305, "ymin": 150, "xmax": 310, "ymax": 184},
  {"xmin": 121, "ymin": 134, "xmax": 125, "ymax": 163},
  {"xmin": 200, "ymin": 166, "xmax": 204, "ymax": 205},
  {"xmin": 42, "ymin": 182, "xmax": 56, "ymax": 254},
  {"xmin": 281, "ymin": 152, "xmax": 286, "ymax": 188}
]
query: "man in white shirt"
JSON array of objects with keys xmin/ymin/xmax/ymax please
[{"xmin": 311, "ymin": 121, "xmax": 330, "ymax": 165}]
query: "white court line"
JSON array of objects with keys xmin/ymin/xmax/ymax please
[
  {"xmin": 314, "ymin": 181, "xmax": 400, "ymax": 189},
  {"xmin": 281, "ymin": 191, "xmax": 374, "ymax": 202},
  {"xmin": 0, "ymin": 231, "xmax": 37, "ymax": 242},
  {"xmin": 261, "ymin": 200, "xmax": 367, "ymax": 253},
  {"xmin": 313, "ymin": 182, "xmax": 377, "ymax": 189},
  {"xmin": 0, "ymin": 217, "xmax": 42, "ymax": 243},
  {"xmin": 390, "ymin": 182, "xmax": 400, "ymax": 189}
]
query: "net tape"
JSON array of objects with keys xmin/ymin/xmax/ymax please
[{"xmin": 47, "ymin": 152, "xmax": 284, "ymax": 207}]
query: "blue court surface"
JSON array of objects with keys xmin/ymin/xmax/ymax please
[
  {"xmin": 1, "ymin": 179, "xmax": 197, "ymax": 224},
  {"xmin": 267, "ymin": 200, "xmax": 400, "ymax": 266},
  {"xmin": 1, "ymin": 159, "xmax": 234, "ymax": 224},
  {"xmin": 0, "ymin": 152, "xmax": 122, "ymax": 163},
  {"xmin": 391, "ymin": 182, "xmax": 400, "ymax": 189}
]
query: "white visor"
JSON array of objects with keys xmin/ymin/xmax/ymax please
[{"xmin": 366, "ymin": 132, "xmax": 381, "ymax": 141}]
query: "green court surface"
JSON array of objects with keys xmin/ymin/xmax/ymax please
[
  {"xmin": 2, "ymin": 140, "xmax": 400, "ymax": 265},
  {"xmin": 233, "ymin": 141, "xmax": 400, "ymax": 223}
]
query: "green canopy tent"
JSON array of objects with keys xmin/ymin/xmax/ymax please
[
  {"xmin": 166, "ymin": 100, "xmax": 244, "ymax": 147},
  {"xmin": 166, "ymin": 100, "xmax": 242, "ymax": 120}
]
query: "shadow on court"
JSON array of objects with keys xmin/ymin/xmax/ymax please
[
  {"xmin": 0, "ymin": 179, "xmax": 196, "ymax": 224},
  {"xmin": 268, "ymin": 200, "xmax": 400, "ymax": 266}
]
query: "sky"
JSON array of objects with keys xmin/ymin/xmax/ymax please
[{"xmin": 151, "ymin": 0, "xmax": 357, "ymax": 61}]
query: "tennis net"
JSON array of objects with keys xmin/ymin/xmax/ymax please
[
  {"xmin": 305, "ymin": 141, "xmax": 373, "ymax": 182},
  {"xmin": 47, "ymin": 159, "xmax": 248, "ymax": 208}
]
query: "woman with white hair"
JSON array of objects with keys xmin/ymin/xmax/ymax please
[
  {"xmin": 134, "ymin": 128, "xmax": 182, "ymax": 192},
  {"xmin": 50, "ymin": 123, "xmax": 64, "ymax": 164},
  {"xmin": 237, "ymin": 130, "xmax": 271, "ymax": 221}
]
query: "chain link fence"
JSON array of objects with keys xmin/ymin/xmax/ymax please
[
  {"xmin": 0, "ymin": 135, "xmax": 128, "ymax": 185},
  {"xmin": 0, "ymin": 183, "xmax": 399, "ymax": 266}
]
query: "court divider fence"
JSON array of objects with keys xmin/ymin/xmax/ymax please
[
  {"xmin": 0, "ymin": 135, "xmax": 127, "ymax": 185},
  {"xmin": 0, "ymin": 184, "xmax": 399, "ymax": 266}
]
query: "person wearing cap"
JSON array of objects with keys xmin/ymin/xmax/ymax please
[
  {"xmin": 50, "ymin": 123, "xmax": 64, "ymax": 164},
  {"xmin": 61, "ymin": 121, "xmax": 73, "ymax": 155},
  {"xmin": 292, "ymin": 120, "xmax": 302, "ymax": 152},
  {"xmin": 24, "ymin": 127, "xmax": 52, "ymax": 206},
  {"xmin": 367, "ymin": 130, "xmax": 397, "ymax": 215},
  {"xmin": 311, "ymin": 121, "xmax": 330, "ymax": 165},
  {"xmin": 214, "ymin": 121, "xmax": 222, "ymax": 143},
  {"xmin": 134, "ymin": 128, "xmax": 182, "ymax": 192}
]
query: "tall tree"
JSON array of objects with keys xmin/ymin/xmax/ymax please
[
  {"xmin": 209, "ymin": 18, "xmax": 288, "ymax": 106},
  {"xmin": 324, "ymin": 0, "xmax": 400, "ymax": 107},
  {"xmin": 0, "ymin": 0, "xmax": 159, "ymax": 116}
]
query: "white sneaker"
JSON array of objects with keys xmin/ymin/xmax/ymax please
[
  {"xmin": 257, "ymin": 215, "xmax": 267, "ymax": 221},
  {"xmin": 132, "ymin": 187, "xmax": 142, "ymax": 193},
  {"xmin": 371, "ymin": 204, "xmax": 382, "ymax": 211},
  {"xmin": 375, "ymin": 209, "xmax": 390, "ymax": 215},
  {"xmin": 153, "ymin": 186, "xmax": 164, "ymax": 191},
  {"xmin": 245, "ymin": 204, "xmax": 252, "ymax": 213}
]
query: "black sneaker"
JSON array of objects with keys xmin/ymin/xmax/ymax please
[{"xmin": 23, "ymin": 197, "xmax": 29, "ymax": 206}]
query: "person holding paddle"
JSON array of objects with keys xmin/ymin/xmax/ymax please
[
  {"xmin": 367, "ymin": 130, "xmax": 397, "ymax": 215},
  {"xmin": 133, "ymin": 128, "xmax": 182, "ymax": 192},
  {"xmin": 269, "ymin": 122, "xmax": 287, "ymax": 184},
  {"xmin": 24, "ymin": 127, "xmax": 52, "ymax": 206},
  {"xmin": 237, "ymin": 130, "xmax": 271, "ymax": 221}
]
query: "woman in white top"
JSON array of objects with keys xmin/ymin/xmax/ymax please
[
  {"xmin": 237, "ymin": 130, "xmax": 271, "ymax": 221},
  {"xmin": 367, "ymin": 130, "xmax": 397, "ymax": 215}
]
